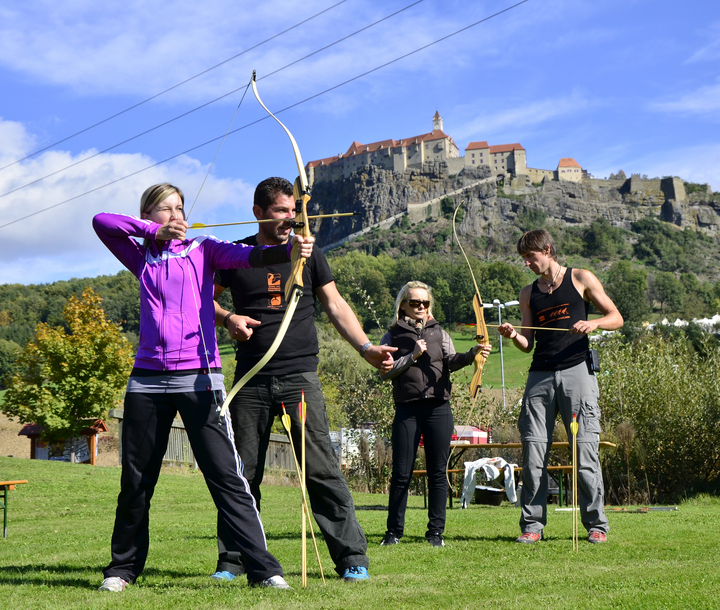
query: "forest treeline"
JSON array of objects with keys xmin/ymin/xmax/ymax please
[{"xmin": 2, "ymin": 212, "xmax": 720, "ymax": 384}]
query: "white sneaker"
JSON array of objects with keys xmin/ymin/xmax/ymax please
[
  {"xmin": 250, "ymin": 575, "xmax": 292, "ymax": 590},
  {"xmin": 98, "ymin": 576, "xmax": 128, "ymax": 592}
]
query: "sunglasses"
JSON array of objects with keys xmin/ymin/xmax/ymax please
[{"xmin": 406, "ymin": 299, "xmax": 430, "ymax": 308}]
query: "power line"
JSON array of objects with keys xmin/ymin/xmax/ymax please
[
  {"xmin": 0, "ymin": 0, "xmax": 425, "ymax": 200},
  {"xmin": 0, "ymin": 0, "xmax": 532, "ymax": 231},
  {"xmin": 0, "ymin": 0, "xmax": 350, "ymax": 173}
]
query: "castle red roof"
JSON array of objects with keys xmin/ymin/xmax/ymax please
[
  {"xmin": 306, "ymin": 129, "xmax": 458, "ymax": 168},
  {"xmin": 558, "ymin": 157, "xmax": 581, "ymax": 168},
  {"xmin": 466, "ymin": 141, "xmax": 489, "ymax": 150},
  {"xmin": 489, "ymin": 143, "xmax": 525, "ymax": 153}
]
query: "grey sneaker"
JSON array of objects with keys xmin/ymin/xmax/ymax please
[
  {"xmin": 380, "ymin": 533, "xmax": 400, "ymax": 546},
  {"xmin": 426, "ymin": 533, "xmax": 445, "ymax": 547},
  {"xmin": 249, "ymin": 575, "xmax": 292, "ymax": 590},
  {"xmin": 98, "ymin": 577, "xmax": 128, "ymax": 592}
]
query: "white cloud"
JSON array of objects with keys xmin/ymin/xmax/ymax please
[
  {"xmin": 0, "ymin": 1, "xmax": 557, "ymax": 108},
  {"xmin": 0, "ymin": 118, "xmax": 38, "ymax": 163},
  {"xmin": 456, "ymin": 93, "xmax": 590, "ymax": 142},
  {"xmin": 649, "ymin": 81, "xmax": 720, "ymax": 115},
  {"xmin": 0, "ymin": 118, "xmax": 255, "ymax": 284},
  {"xmin": 685, "ymin": 22, "xmax": 720, "ymax": 64}
]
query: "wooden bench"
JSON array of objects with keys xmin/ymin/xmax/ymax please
[{"xmin": 0, "ymin": 480, "xmax": 28, "ymax": 538}]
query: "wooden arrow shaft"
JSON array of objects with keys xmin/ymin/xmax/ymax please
[{"xmin": 189, "ymin": 212, "xmax": 357, "ymax": 230}]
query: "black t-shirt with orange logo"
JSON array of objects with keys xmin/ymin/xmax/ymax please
[
  {"xmin": 528, "ymin": 268, "xmax": 590, "ymax": 372},
  {"xmin": 215, "ymin": 235, "xmax": 334, "ymax": 376}
]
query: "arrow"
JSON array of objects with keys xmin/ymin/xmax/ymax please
[
  {"xmin": 189, "ymin": 212, "xmax": 359, "ymax": 230},
  {"xmin": 280, "ymin": 402, "xmax": 326, "ymax": 586}
]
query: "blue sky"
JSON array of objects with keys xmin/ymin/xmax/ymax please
[{"xmin": 0, "ymin": 0, "xmax": 718, "ymax": 285}]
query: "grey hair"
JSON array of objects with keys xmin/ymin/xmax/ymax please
[
  {"xmin": 391, "ymin": 281, "xmax": 434, "ymax": 327},
  {"xmin": 139, "ymin": 183, "xmax": 184, "ymax": 247}
]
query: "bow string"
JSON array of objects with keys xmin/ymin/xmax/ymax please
[{"xmin": 219, "ymin": 70, "xmax": 312, "ymax": 419}]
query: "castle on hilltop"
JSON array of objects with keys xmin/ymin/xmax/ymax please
[{"xmin": 305, "ymin": 111, "xmax": 587, "ymax": 186}]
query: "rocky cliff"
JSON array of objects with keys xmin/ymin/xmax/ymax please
[{"xmin": 307, "ymin": 164, "xmax": 720, "ymax": 248}]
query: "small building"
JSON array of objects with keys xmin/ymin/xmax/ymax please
[
  {"xmin": 464, "ymin": 142, "xmax": 527, "ymax": 177},
  {"xmin": 557, "ymin": 157, "xmax": 583, "ymax": 182},
  {"xmin": 18, "ymin": 420, "xmax": 108, "ymax": 465}
]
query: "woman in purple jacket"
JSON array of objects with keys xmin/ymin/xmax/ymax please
[{"xmin": 93, "ymin": 183, "xmax": 313, "ymax": 592}]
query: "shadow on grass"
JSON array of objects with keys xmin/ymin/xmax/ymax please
[{"xmin": 0, "ymin": 564, "xmax": 198, "ymax": 588}]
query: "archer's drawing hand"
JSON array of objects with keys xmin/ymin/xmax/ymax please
[
  {"xmin": 292, "ymin": 234, "xmax": 315, "ymax": 258},
  {"xmin": 227, "ymin": 315, "xmax": 261, "ymax": 341},
  {"xmin": 570, "ymin": 320, "xmax": 597, "ymax": 334},
  {"xmin": 497, "ymin": 323, "xmax": 517, "ymax": 339},
  {"xmin": 156, "ymin": 218, "xmax": 188, "ymax": 241}
]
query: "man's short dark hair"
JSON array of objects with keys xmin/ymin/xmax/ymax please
[
  {"xmin": 517, "ymin": 229, "xmax": 557, "ymax": 260},
  {"xmin": 254, "ymin": 177, "xmax": 294, "ymax": 212}
]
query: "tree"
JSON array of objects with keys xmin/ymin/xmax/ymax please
[
  {"xmin": 651, "ymin": 272, "xmax": 685, "ymax": 314},
  {"xmin": 582, "ymin": 217, "xmax": 628, "ymax": 260},
  {"xmin": 440, "ymin": 196, "xmax": 455, "ymax": 218},
  {"xmin": 0, "ymin": 339, "xmax": 20, "ymax": 389},
  {"xmin": 605, "ymin": 261, "xmax": 650, "ymax": 324},
  {"xmin": 1, "ymin": 287, "xmax": 134, "ymax": 440}
]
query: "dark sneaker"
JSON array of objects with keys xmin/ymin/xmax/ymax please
[
  {"xmin": 426, "ymin": 533, "xmax": 445, "ymax": 547},
  {"xmin": 588, "ymin": 531, "xmax": 607, "ymax": 544},
  {"xmin": 98, "ymin": 577, "xmax": 128, "ymax": 592},
  {"xmin": 210, "ymin": 571, "xmax": 237, "ymax": 581},
  {"xmin": 380, "ymin": 533, "xmax": 400, "ymax": 546},
  {"xmin": 515, "ymin": 531, "xmax": 542, "ymax": 544},
  {"xmin": 249, "ymin": 575, "xmax": 292, "ymax": 590},
  {"xmin": 342, "ymin": 566, "xmax": 369, "ymax": 582}
]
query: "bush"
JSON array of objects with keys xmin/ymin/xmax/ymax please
[{"xmin": 597, "ymin": 334, "xmax": 720, "ymax": 502}]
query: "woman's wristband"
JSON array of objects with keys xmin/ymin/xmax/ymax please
[
  {"xmin": 222, "ymin": 312, "xmax": 234, "ymax": 329},
  {"xmin": 359, "ymin": 341, "xmax": 373, "ymax": 356}
]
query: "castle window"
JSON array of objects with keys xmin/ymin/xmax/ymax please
[{"xmin": 472, "ymin": 160, "xmax": 475, "ymax": 165}]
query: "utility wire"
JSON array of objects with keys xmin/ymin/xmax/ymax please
[
  {"xmin": 0, "ymin": 0, "xmax": 425, "ymax": 200},
  {"xmin": 0, "ymin": 0, "xmax": 531, "ymax": 231},
  {"xmin": 0, "ymin": 0, "xmax": 350, "ymax": 173}
]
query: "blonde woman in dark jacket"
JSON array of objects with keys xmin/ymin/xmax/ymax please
[{"xmin": 379, "ymin": 281, "xmax": 491, "ymax": 547}]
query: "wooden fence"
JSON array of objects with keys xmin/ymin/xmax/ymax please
[{"xmin": 108, "ymin": 409, "xmax": 292, "ymax": 470}]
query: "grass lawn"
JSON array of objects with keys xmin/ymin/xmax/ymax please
[{"xmin": 1, "ymin": 457, "xmax": 718, "ymax": 609}]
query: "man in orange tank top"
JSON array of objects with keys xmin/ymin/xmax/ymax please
[{"xmin": 498, "ymin": 230, "xmax": 623, "ymax": 544}]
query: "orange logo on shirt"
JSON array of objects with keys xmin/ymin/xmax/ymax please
[
  {"xmin": 268, "ymin": 274, "xmax": 283, "ymax": 309},
  {"xmin": 536, "ymin": 303, "xmax": 570, "ymax": 326},
  {"xmin": 268, "ymin": 273, "xmax": 281, "ymax": 292}
]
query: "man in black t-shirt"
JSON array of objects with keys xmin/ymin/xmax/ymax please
[
  {"xmin": 213, "ymin": 177, "xmax": 395, "ymax": 583},
  {"xmin": 498, "ymin": 230, "xmax": 623, "ymax": 545}
]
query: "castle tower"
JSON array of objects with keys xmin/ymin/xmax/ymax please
[{"xmin": 432, "ymin": 110, "xmax": 443, "ymax": 132}]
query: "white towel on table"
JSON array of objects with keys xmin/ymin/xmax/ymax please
[{"xmin": 460, "ymin": 457, "xmax": 518, "ymax": 508}]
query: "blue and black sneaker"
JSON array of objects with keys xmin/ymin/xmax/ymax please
[
  {"xmin": 342, "ymin": 566, "xmax": 369, "ymax": 582},
  {"xmin": 210, "ymin": 571, "xmax": 237, "ymax": 581}
]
